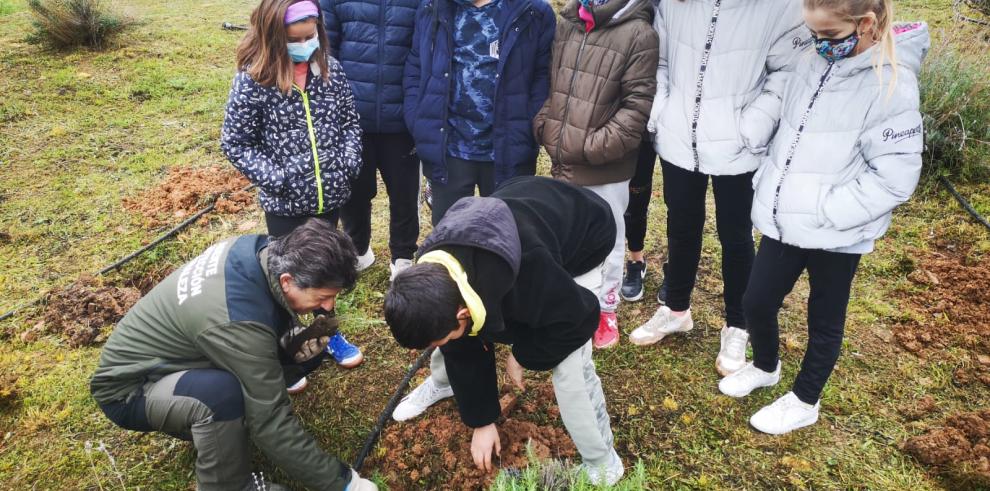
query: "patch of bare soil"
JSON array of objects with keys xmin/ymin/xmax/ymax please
[
  {"xmin": 893, "ymin": 242, "xmax": 990, "ymax": 387},
  {"xmin": 30, "ymin": 275, "xmax": 140, "ymax": 347},
  {"xmin": 123, "ymin": 166, "xmax": 253, "ymax": 227},
  {"xmin": 368, "ymin": 380, "xmax": 576, "ymax": 490},
  {"xmin": 903, "ymin": 409, "xmax": 990, "ymax": 488}
]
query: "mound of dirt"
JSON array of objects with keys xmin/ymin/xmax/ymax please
[
  {"xmin": 369, "ymin": 381, "xmax": 577, "ymax": 490},
  {"xmin": 37, "ymin": 275, "xmax": 141, "ymax": 347},
  {"xmin": 898, "ymin": 395, "xmax": 938, "ymax": 422},
  {"xmin": 123, "ymin": 166, "xmax": 253, "ymax": 227},
  {"xmin": 903, "ymin": 409, "xmax": 990, "ymax": 487},
  {"xmin": 893, "ymin": 242, "xmax": 990, "ymax": 387}
]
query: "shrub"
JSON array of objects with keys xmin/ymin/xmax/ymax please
[
  {"xmin": 919, "ymin": 33, "xmax": 990, "ymax": 182},
  {"xmin": 491, "ymin": 447, "xmax": 649, "ymax": 491},
  {"xmin": 959, "ymin": 0, "xmax": 990, "ymax": 18},
  {"xmin": 26, "ymin": 0, "xmax": 133, "ymax": 49}
]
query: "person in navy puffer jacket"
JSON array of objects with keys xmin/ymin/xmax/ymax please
[
  {"xmin": 321, "ymin": 0, "xmax": 423, "ymax": 280},
  {"xmin": 404, "ymin": 0, "xmax": 555, "ymax": 226}
]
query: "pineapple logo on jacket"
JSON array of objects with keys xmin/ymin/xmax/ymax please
[
  {"xmin": 882, "ymin": 124, "xmax": 923, "ymax": 144},
  {"xmin": 176, "ymin": 240, "xmax": 229, "ymax": 305},
  {"xmin": 792, "ymin": 35, "xmax": 814, "ymax": 50}
]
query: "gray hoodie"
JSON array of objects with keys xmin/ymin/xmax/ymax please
[{"xmin": 751, "ymin": 22, "xmax": 930, "ymax": 252}]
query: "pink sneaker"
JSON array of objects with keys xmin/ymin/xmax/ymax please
[{"xmin": 593, "ymin": 311, "xmax": 619, "ymax": 349}]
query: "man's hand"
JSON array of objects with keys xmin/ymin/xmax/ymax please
[
  {"xmin": 471, "ymin": 423, "xmax": 501, "ymax": 472},
  {"xmin": 293, "ymin": 336, "xmax": 329, "ymax": 363},
  {"xmin": 506, "ymin": 353, "xmax": 525, "ymax": 390}
]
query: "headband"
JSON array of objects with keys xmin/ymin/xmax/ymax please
[{"xmin": 285, "ymin": 1, "xmax": 319, "ymax": 25}]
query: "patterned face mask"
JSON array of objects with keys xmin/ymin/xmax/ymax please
[
  {"xmin": 813, "ymin": 30, "xmax": 860, "ymax": 62},
  {"xmin": 578, "ymin": 0, "xmax": 609, "ymax": 8}
]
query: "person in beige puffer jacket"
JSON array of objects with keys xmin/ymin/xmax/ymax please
[{"xmin": 533, "ymin": 0, "xmax": 658, "ymax": 350}]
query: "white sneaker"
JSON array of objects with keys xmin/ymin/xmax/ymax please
[
  {"xmin": 356, "ymin": 248, "xmax": 375, "ymax": 272},
  {"xmin": 716, "ymin": 326, "xmax": 749, "ymax": 376},
  {"xmin": 392, "ymin": 377, "xmax": 453, "ymax": 422},
  {"xmin": 389, "ymin": 258, "xmax": 413, "ymax": 282},
  {"xmin": 287, "ymin": 377, "xmax": 308, "ymax": 395},
  {"xmin": 581, "ymin": 448, "xmax": 624, "ymax": 486},
  {"xmin": 718, "ymin": 361, "xmax": 780, "ymax": 398},
  {"xmin": 750, "ymin": 391, "xmax": 820, "ymax": 435},
  {"xmin": 628, "ymin": 306, "xmax": 693, "ymax": 346},
  {"xmin": 346, "ymin": 469, "xmax": 379, "ymax": 491}
]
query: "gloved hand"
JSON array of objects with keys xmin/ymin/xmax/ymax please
[
  {"xmin": 280, "ymin": 314, "xmax": 338, "ymax": 362},
  {"xmin": 294, "ymin": 336, "xmax": 330, "ymax": 363}
]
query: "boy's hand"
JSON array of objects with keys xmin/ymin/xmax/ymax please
[
  {"xmin": 506, "ymin": 353, "xmax": 525, "ymax": 390},
  {"xmin": 471, "ymin": 424, "xmax": 501, "ymax": 472}
]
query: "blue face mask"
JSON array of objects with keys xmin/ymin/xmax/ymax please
[
  {"xmin": 813, "ymin": 31, "xmax": 860, "ymax": 62},
  {"xmin": 287, "ymin": 36, "xmax": 319, "ymax": 63}
]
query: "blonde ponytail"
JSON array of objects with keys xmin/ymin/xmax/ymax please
[{"xmin": 873, "ymin": 0, "xmax": 898, "ymax": 98}]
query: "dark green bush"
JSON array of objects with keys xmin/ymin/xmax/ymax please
[
  {"xmin": 960, "ymin": 0, "xmax": 990, "ymax": 18},
  {"xmin": 919, "ymin": 34, "xmax": 990, "ymax": 182},
  {"xmin": 27, "ymin": 0, "xmax": 133, "ymax": 49}
]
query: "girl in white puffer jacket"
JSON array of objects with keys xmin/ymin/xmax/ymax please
[
  {"xmin": 630, "ymin": 0, "xmax": 813, "ymax": 378},
  {"xmin": 718, "ymin": 0, "xmax": 928, "ymax": 435}
]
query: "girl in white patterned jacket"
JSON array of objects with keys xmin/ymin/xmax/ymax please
[{"xmin": 718, "ymin": 0, "xmax": 928, "ymax": 435}]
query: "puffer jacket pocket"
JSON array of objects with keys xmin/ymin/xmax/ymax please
[{"xmin": 777, "ymin": 173, "xmax": 825, "ymax": 216}]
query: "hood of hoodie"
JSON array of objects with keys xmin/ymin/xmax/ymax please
[
  {"xmin": 834, "ymin": 21, "xmax": 929, "ymax": 78},
  {"xmin": 561, "ymin": 0, "xmax": 652, "ymax": 29},
  {"xmin": 418, "ymin": 197, "xmax": 522, "ymax": 338}
]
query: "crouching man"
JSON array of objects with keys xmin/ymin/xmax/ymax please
[
  {"xmin": 384, "ymin": 176, "xmax": 625, "ymax": 485},
  {"xmin": 90, "ymin": 219, "xmax": 377, "ymax": 491}
]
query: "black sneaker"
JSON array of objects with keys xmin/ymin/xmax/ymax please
[
  {"xmin": 620, "ymin": 260, "xmax": 647, "ymax": 302},
  {"xmin": 656, "ymin": 261, "xmax": 669, "ymax": 305}
]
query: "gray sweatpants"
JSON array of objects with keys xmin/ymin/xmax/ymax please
[
  {"xmin": 582, "ymin": 180, "xmax": 630, "ymax": 313},
  {"xmin": 142, "ymin": 370, "xmax": 251, "ymax": 491},
  {"xmin": 430, "ymin": 266, "xmax": 616, "ymax": 466}
]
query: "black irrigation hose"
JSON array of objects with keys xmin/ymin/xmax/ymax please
[
  {"xmin": 954, "ymin": 0, "xmax": 990, "ymax": 26},
  {"xmin": 353, "ymin": 347, "xmax": 435, "ymax": 471},
  {"xmin": 0, "ymin": 184, "xmax": 256, "ymax": 323},
  {"xmin": 939, "ymin": 175, "xmax": 990, "ymax": 232}
]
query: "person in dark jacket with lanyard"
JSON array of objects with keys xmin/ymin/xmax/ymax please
[
  {"xmin": 320, "ymin": 0, "xmax": 422, "ymax": 280},
  {"xmin": 90, "ymin": 220, "xmax": 377, "ymax": 491},
  {"xmin": 403, "ymin": 0, "xmax": 555, "ymax": 226},
  {"xmin": 384, "ymin": 176, "xmax": 627, "ymax": 485}
]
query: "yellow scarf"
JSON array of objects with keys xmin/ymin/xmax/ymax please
[{"xmin": 418, "ymin": 250, "xmax": 486, "ymax": 336}]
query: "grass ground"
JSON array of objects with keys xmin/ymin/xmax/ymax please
[{"xmin": 1, "ymin": 0, "xmax": 988, "ymax": 489}]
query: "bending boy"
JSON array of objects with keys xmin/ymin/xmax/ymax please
[{"xmin": 384, "ymin": 176, "xmax": 624, "ymax": 485}]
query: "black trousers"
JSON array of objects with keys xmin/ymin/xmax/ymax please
[
  {"xmin": 624, "ymin": 137, "xmax": 658, "ymax": 253},
  {"xmin": 744, "ymin": 236, "xmax": 861, "ymax": 405},
  {"xmin": 265, "ymin": 211, "xmax": 339, "ymax": 238},
  {"xmin": 661, "ymin": 160, "xmax": 754, "ymax": 327},
  {"xmin": 340, "ymin": 132, "xmax": 421, "ymax": 261},
  {"xmin": 423, "ymin": 157, "xmax": 495, "ymax": 226}
]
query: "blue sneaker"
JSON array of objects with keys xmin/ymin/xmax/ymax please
[{"xmin": 326, "ymin": 333, "xmax": 363, "ymax": 368}]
